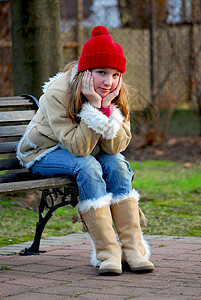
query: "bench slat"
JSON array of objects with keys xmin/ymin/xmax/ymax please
[
  {"xmin": 0, "ymin": 171, "xmax": 33, "ymax": 183},
  {"xmin": 0, "ymin": 96, "xmax": 26, "ymax": 100},
  {"xmin": 0, "ymin": 158, "xmax": 22, "ymax": 171},
  {"xmin": 0, "ymin": 125, "xmax": 27, "ymax": 137},
  {"xmin": 0, "ymin": 176, "xmax": 76, "ymax": 194},
  {"xmin": 0, "ymin": 99, "xmax": 33, "ymax": 108},
  {"xmin": 0, "ymin": 111, "xmax": 35, "ymax": 123},
  {"xmin": 0, "ymin": 141, "xmax": 18, "ymax": 154},
  {"xmin": 0, "ymin": 95, "xmax": 78, "ymax": 201}
]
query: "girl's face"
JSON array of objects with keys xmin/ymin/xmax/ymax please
[{"xmin": 91, "ymin": 68, "xmax": 121, "ymax": 98}]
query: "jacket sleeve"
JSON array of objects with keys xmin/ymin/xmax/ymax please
[
  {"xmin": 44, "ymin": 89, "xmax": 131, "ymax": 156},
  {"xmin": 79, "ymin": 103, "xmax": 131, "ymax": 154},
  {"xmin": 43, "ymin": 89, "xmax": 102, "ymax": 156},
  {"xmin": 100, "ymin": 111, "xmax": 132, "ymax": 154}
]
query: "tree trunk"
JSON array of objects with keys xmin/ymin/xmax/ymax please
[
  {"xmin": 117, "ymin": 0, "xmax": 167, "ymax": 29},
  {"xmin": 11, "ymin": 0, "xmax": 63, "ymax": 99}
]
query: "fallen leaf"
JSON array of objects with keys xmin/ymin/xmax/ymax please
[
  {"xmin": 167, "ymin": 138, "xmax": 177, "ymax": 146},
  {"xmin": 155, "ymin": 150, "xmax": 164, "ymax": 155},
  {"xmin": 183, "ymin": 162, "xmax": 192, "ymax": 168}
]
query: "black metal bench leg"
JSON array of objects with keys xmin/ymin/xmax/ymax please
[
  {"xmin": 19, "ymin": 186, "xmax": 79, "ymax": 256},
  {"xmin": 19, "ymin": 190, "xmax": 52, "ymax": 255},
  {"xmin": 19, "ymin": 222, "xmax": 46, "ymax": 255}
]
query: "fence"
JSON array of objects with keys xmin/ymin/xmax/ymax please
[{"xmin": 1, "ymin": 0, "xmax": 201, "ymax": 113}]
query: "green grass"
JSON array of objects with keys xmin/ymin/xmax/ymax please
[
  {"xmin": 0, "ymin": 160, "xmax": 200, "ymax": 247},
  {"xmin": 0, "ymin": 197, "xmax": 82, "ymax": 247},
  {"xmin": 130, "ymin": 161, "xmax": 201, "ymax": 236}
]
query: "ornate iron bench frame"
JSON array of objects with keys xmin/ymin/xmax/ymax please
[{"xmin": 0, "ymin": 95, "xmax": 79, "ymax": 255}]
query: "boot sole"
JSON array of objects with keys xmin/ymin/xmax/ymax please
[
  {"xmin": 131, "ymin": 266, "xmax": 155, "ymax": 273},
  {"xmin": 122, "ymin": 261, "xmax": 154, "ymax": 273},
  {"xmin": 99, "ymin": 269, "xmax": 122, "ymax": 276}
]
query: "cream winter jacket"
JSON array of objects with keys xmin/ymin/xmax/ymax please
[{"xmin": 17, "ymin": 64, "xmax": 131, "ymax": 169}]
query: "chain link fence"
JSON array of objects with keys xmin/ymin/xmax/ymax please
[
  {"xmin": 1, "ymin": 0, "xmax": 201, "ymax": 125},
  {"xmin": 61, "ymin": 0, "xmax": 201, "ymax": 110},
  {"xmin": 60, "ymin": 0, "xmax": 201, "ymax": 138}
]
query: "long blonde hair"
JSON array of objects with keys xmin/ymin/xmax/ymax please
[{"xmin": 63, "ymin": 61, "xmax": 130, "ymax": 123}]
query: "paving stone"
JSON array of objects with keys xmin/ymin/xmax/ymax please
[
  {"xmin": 92, "ymin": 285, "xmax": 163, "ymax": 297},
  {"xmin": 13, "ymin": 263, "xmax": 68, "ymax": 274},
  {"xmin": 0, "ymin": 282, "xmax": 31, "ymax": 298},
  {"xmin": 131, "ymin": 295, "xmax": 198, "ymax": 300},
  {"xmin": 38, "ymin": 284, "xmax": 93, "ymax": 297},
  {"xmin": 160, "ymin": 285, "xmax": 201, "ymax": 297},
  {"xmin": 170, "ymin": 253, "xmax": 201, "ymax": 262},
  {"xmin": 154, "ymin": 259, "xmax": 197, "ymax": 269},
  {"xmin": 0, "ymin": 234, "xmax": 201, "ymax": 299},
  {"xmin": 77, "ymin": 292, "xmax": 125, "ymax": 299},
  {"xmin": 37, "ymin": 270, "xmax": 93, "ymax": 282},
  {"xmin": 6, "ymin": 277, "xmax": 64, "ymax": 288},
  {"xmin": 4, "ymin": 292, "xmax": 70, "ymax": 300},
  {"xmin": 37, "ymin": 257, "xmax": 85, "ymax": 268},
  {"xmin": 0, "ymin": 270, "xmax": 34, "ymax": 280},
  {"xmin": 69, "ymin": 278, "xmax": 125, "ymax": 289}
]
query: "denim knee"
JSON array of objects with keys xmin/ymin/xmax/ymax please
[
  {"xmin": 97, "ymin": 153, "xmax": 133, "ymax": 196},
  {"xmin": 74, "ymin": 155, "xmax": 107, "ymax": 201},
  {"xmin": 74, "ymin": 155, "xmax": 103, "ymax": 182}
]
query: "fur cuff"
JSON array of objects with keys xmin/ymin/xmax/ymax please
[
  {"xmin": 78, "ymin": 103, "xmax": 124, "ymax": 140},
  {"xmin": 78, "ymin": 102, "xmax": 109, "ymax": 136},
  {"xmin": 77, "ymin": 193, "xmax": 113, "ymax": 213},
  {"xmin": 102, "ymin": 105, "xmax": 124, "ymax": 140}
]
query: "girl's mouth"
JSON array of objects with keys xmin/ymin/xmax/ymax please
[{"xmin": 99, "ymin": 88, "xmax": 110, "ymax": 92}]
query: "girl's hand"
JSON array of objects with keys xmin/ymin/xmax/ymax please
[
  {"xmin": 81, "ymin": 71, "xmax": 102, "ymax": 108},
  {"xmin": 102, "ymin": 76, "xmax": 122, "ymax": 108}
]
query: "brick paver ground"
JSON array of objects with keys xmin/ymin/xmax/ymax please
[{"xmin": 0, "ymin": 234, "xmax": 200, "ymax": 299}]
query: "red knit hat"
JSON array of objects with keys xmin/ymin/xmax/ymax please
[{"xmin": 78, "ymin": 26, "xmax": 126, "ymax": 73}]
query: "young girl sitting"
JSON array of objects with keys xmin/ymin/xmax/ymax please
[{"xmin": 17, "ymin": 25, "xmax": 154, "ymax": 276}]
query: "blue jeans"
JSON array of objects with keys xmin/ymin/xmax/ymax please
[{"xmin": 30, "ymin": 149, "xmax": 133, "ymax": 202}]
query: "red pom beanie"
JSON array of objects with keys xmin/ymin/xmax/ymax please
[{"xmin": 78, "ymin": 26, "xmax": 126, "ymax": 73}]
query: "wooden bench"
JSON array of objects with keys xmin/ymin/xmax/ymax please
[{"xmin": 0, "ymin": 95, "xmax": 79, "ymax": 255}]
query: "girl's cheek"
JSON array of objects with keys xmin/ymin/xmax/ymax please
[{"xmin": 113, "ymin": 80, "xmax": 119, "ymax": 90}]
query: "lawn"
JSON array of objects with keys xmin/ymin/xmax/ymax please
[
  {"xmin": 0, "ymin": 160, "xmax": 200, "ymax": 247},
  {"xmin": 131, "ymin": 161, "xmax": 201, "ymax": 236}
]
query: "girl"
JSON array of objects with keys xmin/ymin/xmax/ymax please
[{"xmin": 17, "ymin": 26, "xmax": 154, "ymax": 275}]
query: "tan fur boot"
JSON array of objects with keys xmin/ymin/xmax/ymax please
[
  {"xmin": 111, "ymin": 195, "xmax": 154, "ymax": 273},
  {"xmin": 78, "ymin": 196, "xmax": 122, "ymax": 275}
]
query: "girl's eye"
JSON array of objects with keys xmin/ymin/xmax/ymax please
[
  {"xmin": 113, "ymin": 73, "xmax": 120, "ymax": 78},
  {"xmin": 98, "ymin": 70, "xmax": 105, "ymax": 75}
]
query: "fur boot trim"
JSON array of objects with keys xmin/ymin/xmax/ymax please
[
  {"xmin": 111, "ymin": 188, "xmax": 140, "ymax": 205},
  {"xmin": 142, "ymin": 234, "xmax": 151, "ymax": 260},
  {"xmin": 77, "ymin": 193, "xmax": 113, "ymax": 213},
  {"xmin": 85, "ymin": 232, "xmax": 101, "ymax": 267}
]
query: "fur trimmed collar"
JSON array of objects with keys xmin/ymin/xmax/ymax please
[{"xmin": 42, "ymin": 64, "xmax": 78, "ymax": 94}]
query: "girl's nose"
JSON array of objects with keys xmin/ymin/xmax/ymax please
[{"xmin": 104, "ymin": 75, "xmax": 112, "ymax": 86}]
